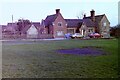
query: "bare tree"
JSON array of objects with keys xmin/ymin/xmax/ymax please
[
  {"xmin": 17, "ymin": 19, "xmax": 31, "ymax": 35},
  {"xmin": 110, "ymin": 24, "xmax": 120, "ymax": 38},
  {"xmin": 76, "ymin": 11, "xmax": 86, "ymax": 19}
]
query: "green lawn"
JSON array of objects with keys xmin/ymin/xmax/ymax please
[{"xmin": 2, "ymin": 39, "xmax": 118, "ymax": 78}]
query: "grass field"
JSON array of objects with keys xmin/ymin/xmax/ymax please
[{"xmin": 2, "ymin": 39, "xmax": 118, "ymax": 78}]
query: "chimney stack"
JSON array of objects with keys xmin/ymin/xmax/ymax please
[
  {"xmin": 84, "ymin": 14, "xmax": 86, "ymax": 18},
  {"xmin": 56, "ymin": 9, "xmax": 60, "ymax": 14},
  {"xmin": 90, "ymin": 9, "xmax": 95, "ymax": 21}
]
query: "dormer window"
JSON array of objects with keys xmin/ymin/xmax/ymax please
[{"xmin": 58, "ymin": 22, "xmax": 62, "ymax": 27}]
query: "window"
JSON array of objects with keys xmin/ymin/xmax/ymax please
[
  {"xmin": 58, "ymin": 22, "xmax": 62, "ymax": 27},
  {"xmin": 103, "ymin": 22, "xmax": 106, "ymax": 26},
  {"xmin": 57, "ymin": 31, "xmax": 64, "ymax": 36},
  {"xmin": 88, "ymin": 29, "xmax": 93, "ymax": 32},
  {"xmin": 52, "ymin": 22, "xmax": 55, "ymax": 26},
  {"xmin": 82, "ymin": 25, "xmax": 85, "ymax": 28},
  {"xmin": 4, "ymin": 29, "xmax": 6, "ymax": 31},
  {"xmin": 67, "ymin": 29, "xmax": 74, "ymax": 34}
]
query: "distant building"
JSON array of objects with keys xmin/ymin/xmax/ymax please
[
  {"xmin": 83, "ymin": 10, "xmax": 110, "ymax": 38},
  {"xmin": 41, "ymin": 9, "xmax": 110, "ymax": 38},
  {"xmin": 1, "ymin": 9, "xmax": 110, "ymax": 39},
  {"xmin": 41, "ymin": 9, "xmax": 67, "ymax": 38},
  {"xmin": 0, "ymin": 25, "xmax": 2, "ymax": 39}
]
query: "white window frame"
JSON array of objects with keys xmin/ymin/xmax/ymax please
[{"xmin": 58, "ymin": 22, "xmax": 62, "ymax": 27}]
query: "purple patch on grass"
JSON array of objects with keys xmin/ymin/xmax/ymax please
[{"xmin": 57, "ymin": 47, "xmax": 107, "ymax": 56}]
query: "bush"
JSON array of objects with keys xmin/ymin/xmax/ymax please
[{"xmin": 110, "ymin": 24, "xmax": 120, "ymax": 38}]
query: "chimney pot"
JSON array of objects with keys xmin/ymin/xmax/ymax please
[
  {"xmin": 56, "ymin": 9, "xmax": 60, "ymax": 14},
  {"xmin": 84, "ymin": 14, "xmax": 86, "ymax": 18}
]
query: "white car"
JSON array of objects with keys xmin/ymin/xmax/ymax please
[{"xmin": 71, "ymin": 33, "xmax": 83, "ymax": 39}]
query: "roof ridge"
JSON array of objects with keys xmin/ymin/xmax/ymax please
[
  {"xmin": 65, "ymin": 19, "xmax": 83, "ymax": 21},
  {"xmin": 85, "ymin": 14, "xmax": 105, "ymax": 18},
  {"xmin": 44, "ymin": 13, "xmax": 58, "ymax": 26},
  {"xmin": 32, "ymin": 22, "xmax": 40, "ymax": 23},
  {"xmin": 64, "ymin": 19, "xmax": 81, "ymax": 20},
  {"xmin": 47, "ymin": 14, "xmax": 56, "ymax": 17},
  {"xmin": 95, "ymin": 14, "xmax": 105, "ymax": 17}
]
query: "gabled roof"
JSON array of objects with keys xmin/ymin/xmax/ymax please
[
  {"xmin": 83, "ymin": 14, "xmax": 104, "ymax": 21},
  {"xmin": 5, "ymin": 23, "xmax": 18, "ymax": 31},
  {"xmin": 7, "ymin": 23, "xmax": 17, "ymax": 27},
  {"xmin": 1, "ymin": 25, "xmax": 6, "ymax": 27},
  {"xmin": 32, "ymin": 22, "xmax": 41, "ymax": 30},
  {"xmin": 22, "ymin": 23, "xmax": 40, "ymax": 34},
  {"xmin": 65, "ymin": 19, "xmax": 83, "ymax": 28},
  {"xmin": 83, "ymin": 18, "xmax": 95, "ymax": 27},
  {"xmin": 83, "ymin": 14, "xmax": 105, "ymax": 27},
  {"xmin": 32, "ymin": 22, "xmax": 40, "ymax": 27},
  {"xmin": 95, "ymin": 14, "xmax": 105, "ymax": 22},
  {"xmin": 21, "ymin": 24, "xmax": 31, "ymax": 34},
  {"xmin": 65, "ymin": 14, "xmax": 105, "ymax": 28},
  {"xmin": 44, "ymin": 14, "xmax": 58, "ymax": 26}
]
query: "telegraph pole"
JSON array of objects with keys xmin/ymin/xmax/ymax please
[
  {"xmin": 12, "ymin": 14, "xmax": 15, "ymax": 39},
  {"xmin": 12, "ymin": 15, "xmax": 13, "ymax": 23}
]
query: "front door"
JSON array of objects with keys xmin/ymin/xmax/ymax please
[{"xmin": 82, "ymin": 29, "xmax": 85, "ymax": 36}]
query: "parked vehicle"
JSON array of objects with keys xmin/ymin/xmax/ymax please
[
  {"xmin": 71, "ymin": 33, "xmax": 83, "ymax": 39},
  {"xmin": 89, "ymin": 33, "xmax": 101, "ymax": 38},
  {"xmin": 65, "ymin": 33, "xmax": 72, "ymax": 39}
]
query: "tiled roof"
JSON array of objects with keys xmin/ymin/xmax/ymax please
[
  {"xmin": 7, "ymin": 23, "xmax": 17, "ymax": 27},
  {"xmin": 44, "ymin": 14, "xmax": 58, "ymax": 26},
  {"xmin": 32, "ymin": 22, "xmax": 41, "ymax": 30},
  {"xmin": 21, "ymin": 24, "xmax": 31, "ymax": 33},
  {"xmin": 65, "ymin": 19, "xmax": 83, "ymax": 28},
  {"xmin": 32, "ymin": 22, "xmax": 40, "ymax": 27},
  {"xmin": 83, "ymin": 18, "xmax": 95, "ymax": 27},
  {"xmin": 83, "ymin": 14, "xmax": 104, "ymax": 21},
  {"xmin": 83, "ymin": 14, "xmax": 105, "ymax": 27},
  {"xmin": 6, "ymin": 23, "xmax": 18, "ymax": 31},
  {"xmin": 43, "ymin": 14, "xmax": 105, "ymax": 28},
  {"xmin": 1, "ymin": 25, "xmax": 7, "ymax": 27},
  {"xmin": 95, "ymin": 14, "xmax": 105, "ymax": 22},
  {"xmin": 22, "ymin": 22, "xmax": 40, "ymax": 33}
]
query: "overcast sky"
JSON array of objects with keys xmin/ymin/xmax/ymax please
[{"xmin": 0, "ymin": 0, "xmax": 119, "ymax": 26}]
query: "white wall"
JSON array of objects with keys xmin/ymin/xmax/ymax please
[{"xmin": 27, "ymin": 25, "xmax": 38, "ymax": 38}]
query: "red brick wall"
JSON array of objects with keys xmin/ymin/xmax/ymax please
[{"xmin": 53, "ymin": 13, "xmax": 67, "ymax": 38}]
